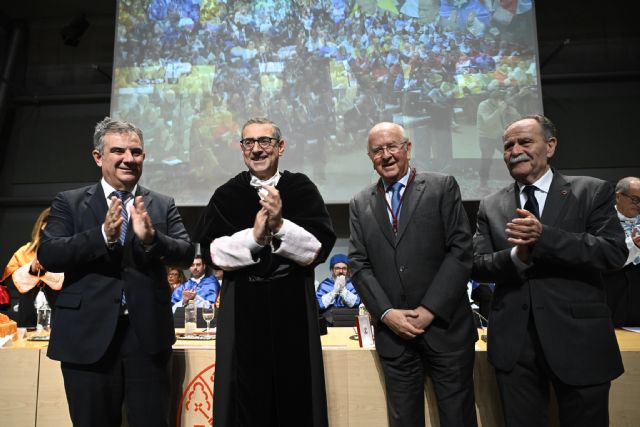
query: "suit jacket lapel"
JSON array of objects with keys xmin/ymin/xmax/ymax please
[
  {"xmin": 370, "ymin": 185, "xmax": 396, "ymax": 247},
  {"xmin": 87, "ymin": 183, "xmax": 108, "ymax": 225},
  {"xmin": 541, "ymin": 172, "xmax": 570, "ymax": 226},
  {"xmin": 396, "ymin": 174, "xmax": 425, "ymax": 243},
  {"xmin": 137, "ymin": 186, "xmax": 153, "ymax": 211}
]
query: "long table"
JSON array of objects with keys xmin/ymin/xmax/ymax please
[{"xmin": 2, "ymin": 328, "xmax": 640, "ymax": 426}]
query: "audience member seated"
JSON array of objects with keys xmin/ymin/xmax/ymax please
[
  {"xmin": 1, "ymin": 208, "xmax": 63, "ymax": 327},
  {"xmin": 171, "ymin": 255, "xmax": 219, "ymax": 312},
  {"xmin": 316, "ymin": 254, "xmax": 360, "ymax": 325},
  {"xmin": 212, "ymin": 268, "xmax": 223, "ymax": 308},
  {"xmin": 605, "ymin": 176, "xmax": 640, "ymax": 326},
  {"xmin": 166, "ymin": 266, "xmax": 186, "ymax": 292},
  {"xmin": 469, "ymin": 279, "xmax": 494, "ymax": 328}
]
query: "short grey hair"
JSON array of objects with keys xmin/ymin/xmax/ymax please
[
  {"xmin": 504, "ymin": 114, "xmax": 557, "ymax": 141},
  {"xmin": 240, "ymin": 117, "xmax": 282, "ymax": 141},
  {"xmin": 93, "ymin": 117, "xmax": 144, "ymax": 155},
  {"xmin": 615, "ymin": 176, "xmax": 640, "ymax": 193}
]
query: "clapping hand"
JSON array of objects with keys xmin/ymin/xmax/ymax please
[
  {"xmin": 258, "ymin": 185, "xmax": 283, "ymax": 234},
  {"xmin": 632, "ymin": 227, "xmax": 640, "ymax": 249},
  {"xmin": 506, "ymin": 208, "xmax": 542, "ymax": 263},
  {"xmin": 130, "ymin": 196, "xmax": 156, "ymax": 245},
  {"xmin": 333, "ymin": 275, "xmax": 346, "ymax": 294},
  {"xmin": 104, "ymin": 196, "xmax": 123, "ymax": 243}
]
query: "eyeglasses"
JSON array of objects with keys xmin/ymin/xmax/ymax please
[
  {"xmin": 240, "ymin": 136, "xmax": 279, "ymax": 150},
  {"xmin": 369, "ymin": 140, "xmax": 408, "ymax": 159},
  {"xmin": 620, "ymin": 192, "xmax": 640, "ymax": 205}
]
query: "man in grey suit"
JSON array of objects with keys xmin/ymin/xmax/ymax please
[
  {"xmin": 349, "ymin": 122, "xmax": 478, "ymax": 427},
  {"xmin": 472, "ymin": 115, "xmax": 627, "ymax": 426}
]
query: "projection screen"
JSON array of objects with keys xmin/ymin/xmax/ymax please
[{"xmin": 111, "ymin": 0, "xmax": 542, "ymax": 204}]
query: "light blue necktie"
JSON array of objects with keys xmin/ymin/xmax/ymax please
[{"xmin": 389, "ymin": 181, "xmax": 404, "ymax": 215}]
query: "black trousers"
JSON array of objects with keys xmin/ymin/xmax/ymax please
[
  {"xmin": 61, "ymin": 316, "xmax": 172, "ymax": 427},
  {"xmin": 495, "ymin": 319, "xmax": 611, "ymax": 427},
  {"xmin": 378, "ymin": 338, "xmax": 477, "ymax": 427}
]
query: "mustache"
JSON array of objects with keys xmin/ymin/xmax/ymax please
[{"xmin": 509, "ymin": 153, "xmax": 532, "ymax": 164}]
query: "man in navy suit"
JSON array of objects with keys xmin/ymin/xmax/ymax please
[
  {"xmin": 473, "ymin": 115, "xmax": 627, "ymax": 426},
  {"xmin": 39, "ymin": 117, "xmax": 194, "ymax": 427},
  {"xmin": 349, "ymin": 122, "xmax": 477, "ymax": 427}
]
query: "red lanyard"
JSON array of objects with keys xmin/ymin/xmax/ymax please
[{"xmin": 377, "ymin": 168, "xmax": 416, "ymax": 234}]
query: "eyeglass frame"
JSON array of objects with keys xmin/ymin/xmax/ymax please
[
  {"xmin": 239, "ymin": 136, "xmax": 280, "ymax": 150},
  {"xmin": 368, "ymin": 139, "xmax": 409, "ymax": 159},
  {"xmin": 620, "ymin": 192, "xmax": 640, "ymax": 206}
]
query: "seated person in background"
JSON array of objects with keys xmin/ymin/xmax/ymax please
[
  {"xmin": 167, "ymin": 266, "xmax": 186, "ymax": 291},
  {"xmin": 316, "ymin": 254, "xmax": 360, "ymax": 313},
  {"xmin": 468, "ymin": 279, "xmax": 494, "ymax": 328},
  {"xmin": 2, "ymin": 207, "xmax": 63, "ymax": 327},
  {"xmin": 604, "ymin": 176, "xmax": 640, "ymax": 326},
  {"xmin": 213, "ymin": 268, "xmax": 223, "ymax": 308},
  {"xmin": 171, "ymin": 255, "xmax": 219, "ymax": 312}
]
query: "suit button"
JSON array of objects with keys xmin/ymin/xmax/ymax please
[
  {"xmin": 399, "ymin": 265, "xmax": 406, "ymax": 272},
  {"xmin": 522, "ymin": 304, "xmax": 529, "ymax": 310}
]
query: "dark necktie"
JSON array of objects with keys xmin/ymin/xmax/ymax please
[
  {"xmin": 522, "ymin": 185, "xmax": 540, "ymax": 219},
  {"xmin": 389, "ymin": 181, "xmax": 404, "ymax": 215},
  {"xmin": 114, "ymin": 191, "xmax": 131, "ymax": 245}
]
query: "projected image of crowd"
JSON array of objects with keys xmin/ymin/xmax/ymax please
[{"xmin": 112, "ymin": 0, "xmax": 541, "ymax": 203}]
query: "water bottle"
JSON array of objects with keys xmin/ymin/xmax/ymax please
[{"xmin": 185, "ymin": 300, "xmax": 197, "ymax": 334}]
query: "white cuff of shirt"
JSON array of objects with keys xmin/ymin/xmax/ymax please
[
  {"xmin": 510, "ymin": 246, "xmax": 531, "ymax": 272},
  {"xmin": 270, "ymin": 219, "xmax": 321, "ymax": 266}
]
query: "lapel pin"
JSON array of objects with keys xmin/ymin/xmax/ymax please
[{"xmin": 560, "ymin": 190, "xmax": 568, "ymax": 196}]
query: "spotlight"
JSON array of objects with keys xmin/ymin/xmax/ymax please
[{"xmin": 60, "ymin": 14, "xmax": 89, "ymax": 47}]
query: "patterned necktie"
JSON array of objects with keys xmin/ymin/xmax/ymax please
[
  {"xmin": 113, "ymin": 191, "xmax": 131, "ymax": 310},
  {"xmin": 114, "ymin": 191, "xmax": 131, "ymax": 245},
  {"xmin": 389, "ymin": 181, "xmax": 404, "ymax": 215},
  {"xmin": 522, "ymin": 185, "xmax": 540, "ymax": 219}
]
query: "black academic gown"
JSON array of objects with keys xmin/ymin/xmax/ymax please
[{"xmin": 194, "ymin": 171, "xmax": 335, "ymax": 427}]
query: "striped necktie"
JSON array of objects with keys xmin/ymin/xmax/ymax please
[{"xmin": 114, "ymin": 191, "xmax": 131, "ymax": 245}]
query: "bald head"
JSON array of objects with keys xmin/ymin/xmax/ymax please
[
  {"xmin": 367, "ymin": 122, "xmax": 412, "ymax": 184},
  {"xmin": 368, "ymin": 122, "xmax": 406, "ymax": 145}
]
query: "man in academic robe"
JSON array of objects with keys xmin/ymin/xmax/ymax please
[{"xmin": 194, "ymin": 117, "xmax": 336, "ymax": 427}]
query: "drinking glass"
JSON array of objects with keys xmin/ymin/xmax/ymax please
[{"xmin": 202, "ymin": 306, "xmax": 215, "ymax": 332}]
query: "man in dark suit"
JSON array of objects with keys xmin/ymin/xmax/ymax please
[
  {"xmin": 604, "ymin": 176, "xmax": 640, "ymax": 326},
  {"xmin": 349, "ymin": 122, "xmax": 478, "ymax": 427},
  {"xmin": 472, "ymin": 115, "xmax": 628, "ymax": 426},
  {"xmin": 39, "ymin": 117, "xmax": 194, "ymax": 427}
]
